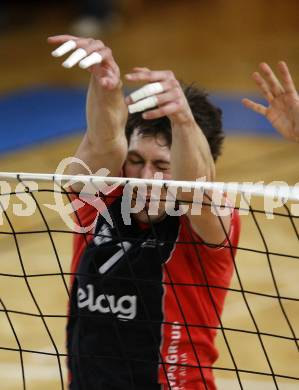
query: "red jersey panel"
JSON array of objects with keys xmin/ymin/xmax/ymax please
[{"xmin": 159, "ymin": 212, "xmax": 240, "ymax": 389}]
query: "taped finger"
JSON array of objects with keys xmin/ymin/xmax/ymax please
[
  {"xmin": 51, "ymin": 40, "xmax": 77, "ymax": 57},
  {"xmin": 130, "ymin": 82, "xmax": 164, "ymax": 103},
  {"xmin": 79, "ymin": 52, "xmax": 103, "ymax": 69},
  {"xmin": 128, "ymin": 96, "xmax": 158, "ymax": 114},
  {"xmin": 62, "ymin": 48, "xmax": 88, "ymax": 68}
]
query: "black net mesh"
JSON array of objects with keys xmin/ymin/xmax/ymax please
[{"xmin": 0, "ymin": 176, "xmax": 298, "ymax": 390}]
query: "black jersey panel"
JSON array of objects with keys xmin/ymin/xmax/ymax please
[{"xmin": 68, "ymin": 197, "xmax": 180, "ymax": 389}]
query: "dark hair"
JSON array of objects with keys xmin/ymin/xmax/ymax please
[{"xmin": 125, "ymin": 83, "xmax": 224, "ymax": 161}]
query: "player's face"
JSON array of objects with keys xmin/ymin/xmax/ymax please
[{"xmin": 124, "ymin": 129, "xmax": 171, "ymax": 224}]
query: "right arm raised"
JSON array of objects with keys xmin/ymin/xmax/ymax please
[{"xmin": 48, "ymin": 35, "xmax": 128, "ymax": 179}]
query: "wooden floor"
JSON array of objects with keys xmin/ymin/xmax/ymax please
[{"xmin": 0, "ymin": 1, "xmax": 298, "ymax": 389}]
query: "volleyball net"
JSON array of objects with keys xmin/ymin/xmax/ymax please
[{"xmin": 0, "ymin": 172, "xmax": 298, "ymax": 390}]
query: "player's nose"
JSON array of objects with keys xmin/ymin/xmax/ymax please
[{"xmin": 140, "ymin": 164, "xmax": 154, "ymax": 180}]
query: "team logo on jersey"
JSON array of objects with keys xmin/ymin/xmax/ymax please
[
  {"xmin": 93, "ymin": 223, "xmax": 133, "ymax": 274},
  {"xmin": 77, "ymin": 284, "xmax": 137, "ymax": 320}
]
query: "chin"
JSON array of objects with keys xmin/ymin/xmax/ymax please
[{"xmin": 133, "ymin": 210, "xmax": 166, "ymax": 224}]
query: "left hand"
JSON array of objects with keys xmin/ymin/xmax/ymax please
[
  {"xmin": 48, "ymin": 35, "xmax": 121, "ymax": 90},
  {"xmin": 242, "ymin": 61, "xmax": 299, "ymax": 142},
  {"xmin": 125, "ymin": 67, "xmax": 194, "ymax": 125}
]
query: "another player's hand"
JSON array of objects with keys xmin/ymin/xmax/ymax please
[
  {"xmin": 242, "ymin": 61, "xmax": 299, "ymax": 142},
  {"xmin": 125, "ymin": 68, "xmax": 194, "ymax": 125},
  {"xmin": 47, "ymin": 35, "xmax": 121, "ymax": 90}
]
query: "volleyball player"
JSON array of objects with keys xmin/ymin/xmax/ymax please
[{"xmin": 48, "ymin": 35, "xmax": 241, "ymax": 390}]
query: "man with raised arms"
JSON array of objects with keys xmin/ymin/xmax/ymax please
[{"xmin": 48, "ymin": 35, "xmax": 298, "ymax": 390}]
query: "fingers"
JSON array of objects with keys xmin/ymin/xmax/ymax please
[
  {"xmin": 142, "ymin": 102, "xmax": 181, "ymax": 120},
  {"xmin": 62, "ymin": 49, "xmax": 104, "ymax": 69},
  {"xmin": 51, "ymin": 40, "xmax": 77, "ymax": 57},
  {"xmin": 125, "ymin": 69, "xmax": 180, "ymax": 111},
  {"xmin": 50, "ymin": 38, "xmax": 109, "ymax": 69},
  {"xmin": 277, "ymin": 61, "xmax": 297, "ymax": 95},
  {"xmin": 252, "ymin": 72, "xmax": 274, "ymax": 102},
  {"xmin": 125, "ymin": 68, "xmax": 191, "ymax": 121},
  {"xmin": 62, "ymin": 48, "xmax": 88, "ymax": 68},
  {"xmin": 132, "ymin": 66, "xmax": 151, "ymax": 72},
  {"xmin": 127, "ymin": 84, "xmax": 182, "ymax": 114},
  {"xmin": 130, "ymin": 89, "xmax": 181, "ymax": 114},
  {"xmin": 242, "ymin": 98, "xmax": 267, "ymax": 116},
  {"xmin": 130, "ymin": 82, "xmax": 164, "ymax": 103},
  {"xmin": 125, "ymin": 69, "xmax": 176, "ymax": 83},
  {"xmin": 47, "ymin": 35, "xmax": 77, "ymax": 44},
  {"xmin": 127, "ymin": 77, "xmax": 182, "ymax": 116},
  {"xmin": 250, "ymin": 61, "xmax": 297, "ymax": 103},
  {"xmin": 128, "ymin": 90, "xmax": 182, "ymax": 115},
  {"xmin": 128, "ymin": 96, "xmax": 159, "ymax": 113},
  {"xmin": 258, "ymin": 62, "xmax": 284, "ymax": 97},
  {"xmin": 79, "ymin": 52, "xmax": 103, "ymax": 69}
]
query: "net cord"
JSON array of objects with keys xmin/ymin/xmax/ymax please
[{"xmin": 0, "ymin": 172, "xmax": 299, "ymax": 201}]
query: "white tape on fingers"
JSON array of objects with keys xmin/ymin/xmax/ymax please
[
  {"xmin": 62, "ymin": 48, "xmax": 87, "ymax": 68},
  {"xmin": 51, "ymin": 40, "xmax": 77, "ymax": 57},
  {"xmin": 128, "ymin": 96, "xmax": 158, "ymax": 114},
  {"xmin": 130, "ymin": 82, "xmax": 164, "ymax": 103},
  {"xmin": 79, "ymin": 52, "xmax": 103, "ymax": 69}
]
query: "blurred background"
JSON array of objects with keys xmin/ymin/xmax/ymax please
[{"xmin": 0, "ymin": 2, "xmax": 299, "ymax": 389}]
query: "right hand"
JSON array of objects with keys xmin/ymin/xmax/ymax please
[
  {"xmin": 242, "ymin": 61, "xmax": 299, "ymax": 143},
  {"xmin": 48, "ymin": 35, "xmax": 121, "ymax": 90}
]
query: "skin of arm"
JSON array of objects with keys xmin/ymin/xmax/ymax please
[
  {"xmin": 169, "ymin": 101, "xmax": 230, "ymax": 245},
  {"xmin": 170, "ymin": 118, "xmax": 229, "ymax": 245},
  {"xmin": 125, "ymin": 69, "xmax": 231, "ymax": 245},
  {"xmin": 78, "ymin": 75, "xmax": 128, "ymax": 176}
]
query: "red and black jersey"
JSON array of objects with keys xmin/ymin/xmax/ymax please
[{"xmin": 68, "ymin": 189, "xmax": 240, "ymax": 390}]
